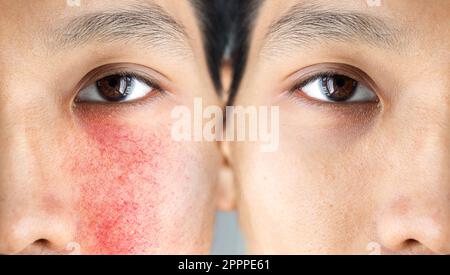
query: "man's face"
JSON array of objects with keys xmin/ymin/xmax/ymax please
[
  {"xmin": 231, "ymin": 0, "xmax": 450, "ymax": 254},
  {"xmin": 0, "ymin": 0, "xmax": 221, "ymax": 254}
]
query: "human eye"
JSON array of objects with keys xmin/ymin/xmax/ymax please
[
  {"xmin": 75, "ymin": 64, "xmax": 165, "ymax": 104},
  {"xmin": 289, "ymin": 64, "xmax": 379, "ymax": 104}
]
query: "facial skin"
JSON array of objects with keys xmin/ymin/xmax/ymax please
[
  {"xmin": 0, "ymin": 0, "xmax": 223, "ymax": 254},
  {"xmin": 228, "ymin": 0, "xmax": 450, "ymax": 254}
]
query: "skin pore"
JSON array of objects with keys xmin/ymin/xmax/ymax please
[
  {"xmin": 228, "ymin": 0, "xmax": 450, "ymax": 254},
  {"xmin": 0, "ymin": 0, "xmax": 223, "ymax": 254}
]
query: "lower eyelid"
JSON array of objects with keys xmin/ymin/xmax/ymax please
[
  {"xmin": 72, "ymin": 90, "xmax": 167, "ymax": 117},
  {"xmin": 287, "ymin": 92, "xmax": 381, "ymax": 124},
  {"xmin": 288, "ymin": 88, "xmax": 378, "ymax": 110}
]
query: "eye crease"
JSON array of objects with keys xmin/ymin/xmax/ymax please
[{"xmin": 293, "ymin": 73, "xmax": 379, "ymax": 103}]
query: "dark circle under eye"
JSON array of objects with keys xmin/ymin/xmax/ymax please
[
  {"xmin": 96, "ymin": 75, "xmax": 132, "ymax": 101},
  {"xmin": 320, "ymin": 75, "xmax": 357, "ymax": 101}
]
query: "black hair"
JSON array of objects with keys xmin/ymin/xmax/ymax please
[
  {"xmin": 190, "ymin": 0, "xmax": 234, "ymax": 93},
  {"xmin": 226, "ymin": 0, "xmax": 261, "ymax": 104},
  {"xmin": 191, "ymin": 0, "xmax": 261, "ymax": 101}
]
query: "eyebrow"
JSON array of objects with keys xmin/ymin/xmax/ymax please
[
  {"xmin": 51, "ymin": 3, "xmax": 190, "ymax": 55},
  {"xmin": 263, "ymin": 3, "xmax": 404, "ymax": 55}
]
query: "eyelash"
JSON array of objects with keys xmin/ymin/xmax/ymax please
[{"xmin": 113, "ymin": 71, "xmax": 159, "ymax": 88}]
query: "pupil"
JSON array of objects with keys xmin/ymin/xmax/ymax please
[
  {"xmin": 107, "ymin": 78, "xmax": 118, "ymax": 88},
  {"xmin": 335, "ymin": 77, "xmax": 346, "ymax": 87}
]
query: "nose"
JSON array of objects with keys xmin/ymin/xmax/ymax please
[
  {"xmin": 377, "ymin": 195, "xmax": 450, "ymax": 254},
  {"xmin": 375, "ymin": 83, "xmax": 450, "ymax": 254},
  {"xmin": 0, "ymin": 114, "xmax": 75, "ymax": 254}
]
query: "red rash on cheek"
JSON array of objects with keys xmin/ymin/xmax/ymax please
[{"xmin": 69, "ymin": 111, "xmax": 170, "ymax": 254}]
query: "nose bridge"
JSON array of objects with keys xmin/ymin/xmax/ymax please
[
  {"xmin": 386, "ymin": 72, "xmax": 450, "ymax": 181},
  {"xmin": 411, "ymin": 107, "xmax": 450, "ymax": 187},
  {"xmin": 0, "ymin": 98, "xmax": 75, "ymax": 254},
  {"xmin": 0, "ymin": 116, "xmax": 44, "ymax": 252},
  {"xmin": 376, "ymin": 81, "xmax": 450, "ymax": 253},
  {"xmin": 404, "ymin": 84, "xmax": 450, "ymax": 185},
  {"xmin": 0, "ymin": 122, "xmax": 40, "ymax": 190},
  {"xmin": 0, "ymin": 70, "xmax": 65, "ymax": 181},
  {"xmin": 0, "ymin": 17, "xmax": 78, "ymax": 252}
]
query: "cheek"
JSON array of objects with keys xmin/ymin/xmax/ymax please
[{"xmin": 68, "ymin": 113, "xmax": 179, "ymax": 254}]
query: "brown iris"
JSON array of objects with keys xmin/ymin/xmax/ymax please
[
  {"xmin": 321, "ymin": 75, "xmax": 357, "ymax": 101},
  {"xmin": 96, "ymin": 75, "xmax": 132, "ymax": 101}
]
